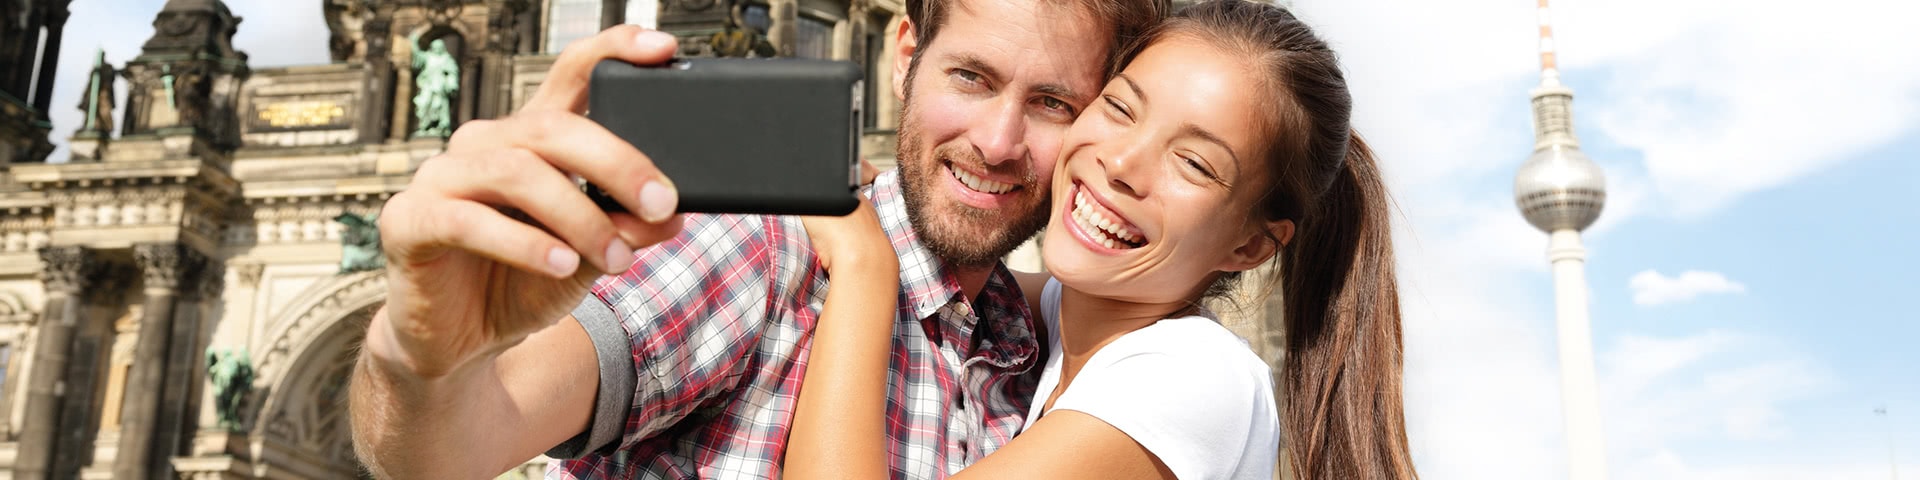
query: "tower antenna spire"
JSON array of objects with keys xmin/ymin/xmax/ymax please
[{"xmin": 1537, "ymin": 0, "xmax": 1560, "ymax": 83}]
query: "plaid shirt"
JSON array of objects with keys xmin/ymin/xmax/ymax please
[{"xmin": 550, "ymin": 170, "xmax": 1043, "ymax": 479}]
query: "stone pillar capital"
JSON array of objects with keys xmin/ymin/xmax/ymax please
[
  {"xmin": 134, "ymin": 243, "xmax": 207, "ymax": 295},
  {"xmin": 37, "ymin": 246, "xmax": 96, "ymax": 295}
]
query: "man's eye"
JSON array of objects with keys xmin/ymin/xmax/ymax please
[
  {"xmin": 952, "ymin": 69, "xmax": 984, "ymax": 86},
  {"xmin": 1040, "ymin": 97, "xmax": 1072, "ymax": 113}
]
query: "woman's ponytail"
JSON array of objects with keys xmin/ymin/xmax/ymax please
[{"xmin": 1279, "ymin": 135, "xmax": 1415, "ymax": 479}]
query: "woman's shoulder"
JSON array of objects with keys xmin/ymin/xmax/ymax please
[{"xmin": 1106, "ymin": 315, "xmax": 1271, "ymax": 376}]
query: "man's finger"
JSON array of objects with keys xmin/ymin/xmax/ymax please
[
  {"xmin": 430, "ymin": 148, "xmax": 637, "ymax": 274},
  {"xmin": 391, "ymin": 194, "xmax": 583, "ymax": 279},
  {"xmin": 523, "ymin": 25, "xmax": 679, "ymax": 114},
  {"xmin": 478, "ymin": 109, "xmax": 681, "ymax": 223}
]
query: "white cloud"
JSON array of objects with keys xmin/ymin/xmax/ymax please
[
  {"xmin": 1283, "ymin": 0, "xmax": 1899, "ymax": 476},
  {"xmin": 1558, "ymin": 0, "xmax": 1920, "ymax": 216},
  {"xmin": 1628, "ymin": 270, "xmax": 1747, "ymax": 306}
]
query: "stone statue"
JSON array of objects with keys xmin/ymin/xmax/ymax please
[
  {"xmin": 77, "ymin": 48, "xmax": 116, "ymax": 136},
  {"xmin": 410, "ymin": 32, "xmax": 460, "ymax": 137},
  {"xmin": 710, "ymin": 3, "xmax": 776, "ymax": 58},
  {"xmin": 336, "ymin": 212, "xmax": 385, "ymax": 273},
  {"xmin": 206, "ymin": 349, "xmax": 254, "ymax": 432}
]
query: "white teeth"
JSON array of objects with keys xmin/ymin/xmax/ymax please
[
  {"xmin": 1070, "ymin": 189, "xmax": 1143, "ymax": 249},
  {"xmin": 952, "ymin": 168, "xmax": 1015, "ymax": 194}
]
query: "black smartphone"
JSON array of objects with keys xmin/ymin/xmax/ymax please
[{"xmin": 584, "ymin": 58, "xmax": 864, "ymax": 216}]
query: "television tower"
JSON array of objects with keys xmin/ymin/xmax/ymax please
[{"xmin": 1512, "ymin": 0, "xmax": 1609, "ymax": 478}]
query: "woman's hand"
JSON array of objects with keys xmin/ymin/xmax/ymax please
[
  {"xmin": 801, "ymin": 198, "xmax": 897, "ymax": 277},
  {"xmin": 786, "ymin": 198, "xmax": 897, "ymax": 480}
]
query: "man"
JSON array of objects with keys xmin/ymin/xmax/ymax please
[{"xmin": 349, "ymin": 0, "xmax": 1164, "ymax": 477}]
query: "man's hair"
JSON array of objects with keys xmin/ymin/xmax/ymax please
[{"xmin": 903, "ymin": 0, "xmax": 1170, "ymax": 76}]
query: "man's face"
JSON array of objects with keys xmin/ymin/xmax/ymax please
[{"xmin": 893, "ymin": 0, "xmax": 1110, "ymax": 268}]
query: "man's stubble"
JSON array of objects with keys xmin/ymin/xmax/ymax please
[{"xmin": 893, "ymin": 70, "xmax": 1052, "ymax": 270}]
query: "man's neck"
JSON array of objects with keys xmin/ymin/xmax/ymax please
[{"xmin": 951, "ymin": 264, "xmax": 996, "ymax": 303}]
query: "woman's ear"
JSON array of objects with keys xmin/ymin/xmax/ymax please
[
  {"xmin": 1218, "ymin": 219, "xmax": 1294, "ymax": 272},
  {"xmin": 892, "ymin": 17, "xmax": 919, "ymax": 102}
]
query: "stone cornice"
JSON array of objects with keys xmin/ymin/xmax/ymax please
[{"xmin": 9, "ymin": 159, "xmax": 240, "ymax": 199}]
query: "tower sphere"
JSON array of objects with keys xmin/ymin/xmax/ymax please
[{"xmin": 1514, "ymin": 143, "xmax": 1606, "ymax": 232}]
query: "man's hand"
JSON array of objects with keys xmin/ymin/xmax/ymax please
[
  {"xmin": 374, "ymin": 25, "xmax": 682, "ymax": 380},
  {"xmin": 354, "ymin": 26, "xmax": 684, "ymax": 479}
]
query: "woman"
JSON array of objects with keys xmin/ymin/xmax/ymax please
[{"xmin": 788, "ymin": 1, "xmax": 1417, "ymax": 478}]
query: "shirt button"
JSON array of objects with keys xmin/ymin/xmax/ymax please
[{"xmin": 954, "ymin": 301, "xmax": 973, "ymax": 317}]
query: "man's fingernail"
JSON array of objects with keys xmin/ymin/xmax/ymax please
[
  {"xmin": 639, "ymin": 179, "xmax": 678, "ymax": 223},
  {"xmin": 604, "ymin": 238, "xmax": 636, "ymax": 273},
  {"xmin": 636, "ymin": 30, "xmax": 674, "ymax": 51},
  {"xmin": 547, "ymin": 247, "xmax": 580, "ymax": 277}
]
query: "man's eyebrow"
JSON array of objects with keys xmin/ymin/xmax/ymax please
[
  {"xmin": 1035, "ymin": 83, "xmax": 1089, "ymax": 105},
  {"xmin": 946, "ymin": 53, "xmax": 1004, "ymax": 84},
  {"xmin": 946, "ymin": 52, "xmax": 1090, "ymax": 104}
]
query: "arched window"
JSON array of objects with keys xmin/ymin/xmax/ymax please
[{"xmin": 545, "ymin": 0, "xmax": 603, "ymax": 54}]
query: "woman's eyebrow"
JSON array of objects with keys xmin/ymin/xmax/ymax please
[{"xmin": 1117, "ymin": 73, "xmax": 1148, "ymax": 106}]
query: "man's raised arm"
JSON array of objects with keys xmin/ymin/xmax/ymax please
[{"xmin": 349, "ymin": 26, "xmax": 685, "ymax": 479}]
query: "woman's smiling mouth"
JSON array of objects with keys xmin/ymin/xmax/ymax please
[{"xmin": 1069, "ymin": 184, "xmax": 1146, "ymax": 250}]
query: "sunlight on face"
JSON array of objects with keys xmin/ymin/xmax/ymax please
[{"xmin": 1041, "ymin": 34, "xmax": 1276, "ymax": 306}]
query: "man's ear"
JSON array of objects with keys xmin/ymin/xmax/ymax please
[
  {"xmin": 1218, "ymin": 219, "xmax": 1294, "ymax": 273},
  {"xmin": 892, "ymin": 17, "xmax": 919, "ymax": 102}
]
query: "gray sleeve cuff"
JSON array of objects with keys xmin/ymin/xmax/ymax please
[{"xmin": 545, "ymin": 295, "xmax": 636, "ymax": 459}]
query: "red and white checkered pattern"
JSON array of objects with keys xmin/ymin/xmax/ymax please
[{"xmin": 549, "ymin": 171, "xmax": 1042, "ymax": 479}]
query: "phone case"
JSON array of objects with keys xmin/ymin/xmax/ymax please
[{"xmin": 586, "ymin": 58, "xmax": 864, "ymax": 216}]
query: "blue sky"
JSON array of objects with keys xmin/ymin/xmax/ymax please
[{"xmin": 37, "ymin": 0, "xmax": 1920, "ymax": 478}]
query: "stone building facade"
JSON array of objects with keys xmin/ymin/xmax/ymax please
[{"xmin": 0, "ymin": 0, "xmax": 1283, "ymax": 478}]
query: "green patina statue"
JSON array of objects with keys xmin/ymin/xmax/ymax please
[
  {"xmin": 336, "ymin": 212, "xmax": 385, "ymax": 273},
  {"xmin": 411, "ymin": 32, "xmax": 460, "ymax": 137},
  {"xmin": 206, "ymin": 349, "xmax": 254, "ymax": 432}
]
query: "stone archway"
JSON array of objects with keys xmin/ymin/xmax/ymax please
[{"xmin": 245, "ymin": 270, "xmax": 385, "ymax": 479}]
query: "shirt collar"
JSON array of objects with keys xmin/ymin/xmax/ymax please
[{"xmin": 868, "ymin": 170, "xmax": 1039, "ymax": 367}]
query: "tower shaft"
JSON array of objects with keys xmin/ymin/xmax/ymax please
[{"xmin": 1549, "ymin": 229, "xmax": 1607, "ymax": 480}]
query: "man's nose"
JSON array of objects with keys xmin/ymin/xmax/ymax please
[{"xmin": 967, "ymin": 98, "xmax": 1029, "ymax": 167}]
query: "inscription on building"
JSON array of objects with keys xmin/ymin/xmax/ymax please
[{"xmin": 250, "ymin": 96, "xmax": 355, "ymax": 132}]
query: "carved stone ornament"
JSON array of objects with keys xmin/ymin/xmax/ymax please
[
  {"xmin": 134, "ymin": 243, "xmax": 206, "ymax": 294},
  {"xmin": 235, "ymin": 262, "xmax": 264, "ymax": 288},
  {"xmin": 38, "ymin": 246, "xmax": 96, "ymax": 294}
]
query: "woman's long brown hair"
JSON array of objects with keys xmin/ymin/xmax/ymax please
[{"xmin": 1138, "ymin": 1, "xmax": 1417, "ymax": 477}]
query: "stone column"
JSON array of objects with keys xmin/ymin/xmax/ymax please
[
  {"xmin": 361, "ymin": 18, "xmax": 395, "ymax": 144},
  {"xmin": 152, "ymin": 263, "xmax": 221, "ymax": 478},
  {"xmin": 12, "ymin": 246, "xmax": 97, "ymax": 480},
  {"xmin": 847, "ymin": 0, "xmax": 869, "ymax": 65},
  {"xmin": 601, "ymin": 0, "xmax": 629, "ymax": 29},
  {"xmin": 113, "ymin": 243, "xmax": 203, "ymax": 480},
  {"xmin": 768, "ymin": 0, "xmax": 798, "ymax": 57},
  {"xmin": 31, "ymin": 2, "xmax": 71, "ymax": 116},
  {"xmin": 390, "ymin": 65, "xmax": 414, "ymax": 141}
]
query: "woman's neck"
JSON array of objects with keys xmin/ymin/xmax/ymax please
[{"xmin": 1055, "ymin": 284, "xmax": 1195, "ymax": 371}]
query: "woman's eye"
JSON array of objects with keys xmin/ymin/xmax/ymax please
[
  {"xmin": 1182, "ymin": 155, "xmax": 1220, "ymax": 181},
  {"xmin": 1103, "ymin": 96, "xmax": 1132, "ymax": 121}
]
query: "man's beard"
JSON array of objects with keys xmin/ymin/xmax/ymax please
[{"xmin": 894, "ymin": 102, "xmax": 1051, "ymax": 269}]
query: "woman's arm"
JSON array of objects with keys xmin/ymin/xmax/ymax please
[
  {"xmin": 785, "ymin": 200, "xmax": 898, "ymax": 480},
  {"xmin": 952, "ymin": 411, "xmax": 1177, "ymax": 480}
]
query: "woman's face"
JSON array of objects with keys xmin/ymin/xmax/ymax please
[{"xmin": 1042, "ymin": 34, "xmax": 1281, "ymax": 305}]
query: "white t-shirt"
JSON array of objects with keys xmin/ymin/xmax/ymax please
[{"xmin": 1022, "ymin": 279, "xmax": 1281, "ymax": 480}]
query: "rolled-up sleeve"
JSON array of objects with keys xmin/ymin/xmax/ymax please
[
  {"xmin": 546, "ymin": 213, "xmax": 784, "ymax": 458},
  {"xmin": 544, "ymin": 296, "xmax": 638, "ymax": 459}
]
